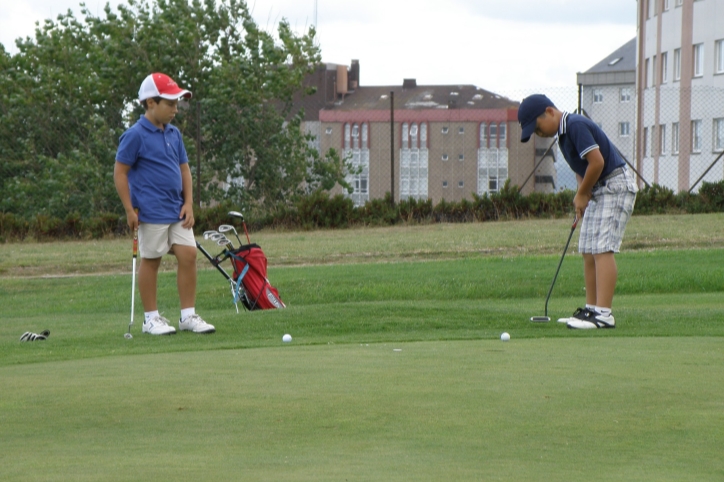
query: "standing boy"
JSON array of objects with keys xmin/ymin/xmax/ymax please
[
  {"xmin": 518, "ymin": 94, "xmax": 637, "ymax": 329},
  {"xmin": 114, "ymin": 73, "xmax": 214, "ymax": 335}
]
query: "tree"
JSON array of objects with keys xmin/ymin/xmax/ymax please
[{"xmin": 0, "ymin": 0, "xmax": 352, "ymax": 220}]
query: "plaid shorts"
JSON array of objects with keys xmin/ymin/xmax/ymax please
[{"xmin": 578, "ymin": 167, "xmax": 638, "ymax": 254}]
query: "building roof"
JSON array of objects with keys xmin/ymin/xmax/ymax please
[
  {"xmin": 577, "ymin": 37, "xmax": 637, "ymax": 86},
  {"xmin": 582, "ymin": 37, "xmax": 637, "ymax": 74},
  {"xmin": 324, "ymin": 83, "xmax": 519, "ymax": 112}
]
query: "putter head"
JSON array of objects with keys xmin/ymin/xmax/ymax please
[
  {"xmin": 228, "ymin": 211, "xmax": 244, "ymax": 221},
  {"xmin": 530, "ymin": 316, "xmax": 550, "ymax": 323},
  {"xmin": 203, "ymin": 230, "xmax": 219, "ymax": 240},
  {"xmin": 124, "ymin": 333, "xmax": 133, "ymax": 339}
]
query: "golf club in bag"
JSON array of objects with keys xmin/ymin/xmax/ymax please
[
  {"xmin": 530, "ymin": 216, "xmax": 578, "ymax": 322},
  {"xmin": 197, "ymin": 211, "xmax": 285, "ymax": 312}
]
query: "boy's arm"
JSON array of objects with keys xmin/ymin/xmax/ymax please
[
  {"xmin": 575, "ymin": 148, "xmax": 605, "ymax": 220},
  {"xmin": 114, "ymin": 161, "xmax": 138, "ymax": 231},
  {"xmin": 179, "ymin": 163, "xmax": 195, "ymax": 229}
]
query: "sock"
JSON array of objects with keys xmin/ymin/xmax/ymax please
[
  {"xmin": 586, "ymin": 304, "xmax": 596, "ymax": 312},
  {"xmin": 595, "ymin": 306, "xmax": 612, "ymax": 317},
  {"xmin": 181, "ymin": 307, "xmax": 196, "ymax": 322},
  {"xmin": 144, "ymin": 310, "xmax": 159, "ymax": 323}
]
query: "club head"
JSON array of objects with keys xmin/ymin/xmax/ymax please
[
  {"xmin": 218, "ymin": 224, "xmax": 236, "ymax": 233},
  {"xmin": 216, "ymin": 237, "xmax": 232, "ymax": 247},
  {"xmin": 209, "ymin": 233, "xmax": 225, "ymax": 241},
  {"xmin": 124, "ymin": 332, "xmax": 133, "ymax": 339},
  {"xmin": 530, "ymin": 316, "xmax": 551, "ymax": 323},
  {"xmin": 203, "ymin": 230, "xmax": 219, "ymax": 240},
  {"xmin": 228, "ymin": 211, "xmax": 244, "ymax": 221}
]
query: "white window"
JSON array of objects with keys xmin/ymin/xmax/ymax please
[
  {"xmin": 458, "ymin": 181, "xmax": 464, "ymax": 189},
  {"xmin": 441, "ymin": 126, "xmax": 449, "ymax": 134},
  {"xmin": 443, "ymin": 181, "xmax": 449, "ymax": 188},
  {"xmin": 620, "ymin": 88, "xmax": 631, "ymax": 102},
  {"xmin": 409, "ymin": 123, "xmax": 418, "ymax": 139},
  {"xmin": 661, "ymin": 52, "xmax": 668, "ymax": 83},
  {"xmin": 652, "ymin": 55, "xmax": 657, "ymax": 85},
  {"xmin": 479, "ymin": 123, "xmax": 487, "ymax": 148},
  {"xmin": 344, "ymin": 123, "xmax": 351, "ymax": 149},
  {"xmin": 593, "ymin": 89, "xmax": 603, "ymax": 103},
  {"xmin": 660, "ymin": 125, "xmax": 667, "ymax": 154},
  {"xmin": 489, "ymin": 123, "xmax": 498, "ymax": 145},
  {"xmin": 676, "ymin": 0, "xmax": 683, "ymax": 6},
  {"xmin": 693, "ymin": 44, "xmax": 704, "ymax": 78},
  {"xmin": 325, "ymin": 127, "xmax": 332, "ymax": 135},
  {"xmin": 674, "ymin": 48, "xmax": 681, "ymax": 81},
  {"xmin": 420, "ymin": 123, "xmax": 427, "ymax": 143},
  {"xmin": 499, "ymin": 123, "xmax": 506, "ymax": 143},
  {"xmin": 619, "ymin": 122, "xmax": 630, "ymax": 137},
  {"xmin": 716, "ymin": 39, "xmax": 724, "ymax": 74},
  {"xmin": 645, "ymin": 58, "xmax": 650, "ymax": 87},
  {"xmin": 442, "ymin": 154, "xmax": 449, "ymax": 161},
  {"xmin": 643, "ymin": 127, "xmax": 649, "ymax": 157},
  {"xmin": 458, "ymin": 154, "xmax": 464, "ymax": 161},
  {"xmin": 664, "ymin": 0, "xmax": 670, "ymax": 10},
  {"xmin": 458, "ymin": 126, "xmax": 465, "ymax": 134},
  {"xmin": 351, "ymin": 124, "xmax": 359, "ymax": 138},
  {"xmin": 401, "ymin": 123, "xmax": 409, "ymax": 149},
  {"xmin": 715, "ymin": 119, "xmax": 724, "ymax": 152},
  {"xmin": 672, "ymin": 122, "xmax": 680, "ymax": 154},
  {"xmin": 691, "ymin": 120, "xmax": 702, "ymax": 152}
]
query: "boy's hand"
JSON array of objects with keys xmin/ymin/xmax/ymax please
[
  {"xmin": 180, "ymin": 203, "xmax": 195, "ymax": 229},
  {"xmin": 574, "ymin": 191, "xmax": 592, "ymax": 220},
  {"xmin": 126, "ymin": 208, "xmax": 139, "ymax": 232}
]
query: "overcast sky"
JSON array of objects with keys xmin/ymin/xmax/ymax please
[{"xmin": 0, "ymin": 0, "xmax": 637, "ymax": 102}]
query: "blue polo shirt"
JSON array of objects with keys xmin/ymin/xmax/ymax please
[
  {"xmin": 116, "ymin": 116, "xmax": 189, "ymax": 224},
  {"xmin": 556, "ymin": 112, "xmax": 624, "ymax": 180}
]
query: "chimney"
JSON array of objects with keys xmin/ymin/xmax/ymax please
[
  {"xmin": 403, "ymin": 78, "xmax": 417, "ymax": 89},
  {"xmin": 336, "ymin": 64, "xmax": 348, "ymax": 97},
  {"xmin": 349, "ymin": 59, "xmax": 359, "ymax": 90}
]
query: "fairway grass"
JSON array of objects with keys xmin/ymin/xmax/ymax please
[
  {"xmin": 2, "ymin": 216, "xmax": 723, "ymax": 480},
  {"xmin": 2, "ymin": 339, "xmax": 723, "ymax": 481}
]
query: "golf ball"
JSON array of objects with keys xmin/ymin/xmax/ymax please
[
  {"xmin": 501, "ymin": 332, "xmax": 510, "ymax": 342},
  {"xmin": 282, "ymin": 334, "xmax": 292, "ymax": 343}
]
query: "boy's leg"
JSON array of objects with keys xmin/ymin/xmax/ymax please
[
  {"xmin": 593, "ymin": 252, "xmax": 617, "ymax": 309},
  {"xmin": 138, "ymin": 257, "xmax": 162, "ymax": 311},
  {"xmin": 583, "ymin": 253, "xmax": 597, "ymax": 306},
  {"xmin": 174, "ymin": 244, "xmax": 197, "ymax": 309}
]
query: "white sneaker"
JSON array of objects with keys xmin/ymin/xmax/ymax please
[
  {"xmin": 179, "ymin": 314, "xmax": 215, "ymax": 334},
  {"xmin": 567, "ymin": 313, "xmax": 616, "ymax": 329},
  {"xmin": 142, "ymin": 315, "xmax": 177, "ymax": 335}
]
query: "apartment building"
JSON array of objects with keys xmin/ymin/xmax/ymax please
[
  {"xmin": 295, "ymin": 61, "xmax": 549, "ymax": 206},
  {"xmin": 638, "ymin": 0, "xmax": 724, "ymax": 192},
  {"xmin": 577, "ymin": 38, "xmax": 637, "ymax": 170}
]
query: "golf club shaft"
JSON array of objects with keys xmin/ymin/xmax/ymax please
[
  {"xmin": 128, "ymin": 217, "xmax": 138, "ymax": 334},
  {"xmin": 544, "ymin": 217, "xmax": 578, "ymax": 317}
]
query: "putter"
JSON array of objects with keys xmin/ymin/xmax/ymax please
[
  {"xmin": 228, "ymin": 211, "xmax": 251, "ymax": 244},
  {"xmin": 125, "ymin": 216, "xmax": 139, "ymax": 339},
  {"xmin": 218, "ymin": 224, "xmax": 242, "ymax": 246},
  {"xmin": 530, "ymin": 216, "xmax": 579, "ymax": 322}
]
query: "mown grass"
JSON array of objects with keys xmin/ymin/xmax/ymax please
[{"xmin": 1, "ymin": 215, "xmax": 723, "ymax": 481}]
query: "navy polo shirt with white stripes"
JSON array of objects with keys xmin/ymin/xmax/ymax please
[{"xmin": 556, "ymin": 112, "xmax": 625, "ymax": 180}]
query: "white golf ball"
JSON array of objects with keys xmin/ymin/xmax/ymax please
[
  {"xmin": 500, "ymin": 332, "xmax": 510, "ymax": 342},
  {"xmin": 282, "ymin": 334, "xmax": 292, "ymax": 343}
]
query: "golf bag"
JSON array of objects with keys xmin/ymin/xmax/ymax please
[
  {"xmin": 197, "ymin": 241, "xmax": 285, "ymax": 312},
  {"xmin": 227, "ymin": 244, "xmax": 285, "ymax": 310}
]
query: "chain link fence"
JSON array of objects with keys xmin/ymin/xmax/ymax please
[{"xmin": 2, "ymin": 85, "xmax": 723, "ymax": 221}]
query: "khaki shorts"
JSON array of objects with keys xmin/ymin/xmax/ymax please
[{"xmin": 138, "ymin": 222, "xmax": 196, "ymax": 259}]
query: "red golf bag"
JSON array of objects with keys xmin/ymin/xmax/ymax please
[{"xmin": 227, "ymin": 244, "xmax": 285, "ymax": 310}]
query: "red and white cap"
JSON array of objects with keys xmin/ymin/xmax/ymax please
[{"xmin": 138, "ymin": 73, "xmax": 192, "ymax": 101}]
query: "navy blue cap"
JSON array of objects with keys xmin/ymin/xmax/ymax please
[{"xmin": 518, "ymin": 94, "xmax": 555, "ymax": 143}]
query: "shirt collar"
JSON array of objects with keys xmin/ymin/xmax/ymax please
[{"xmin": 558, "ymin": 111, "xmax": 569, "ymax": 137}]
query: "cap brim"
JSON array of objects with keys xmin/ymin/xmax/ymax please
[
  {"xmin": 520, "ymin": 121, "xmax": 536, "ymax": 143},
  {"xmin": 159, "ymin": 89, "xmax": 192, "ymax": 100}
]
